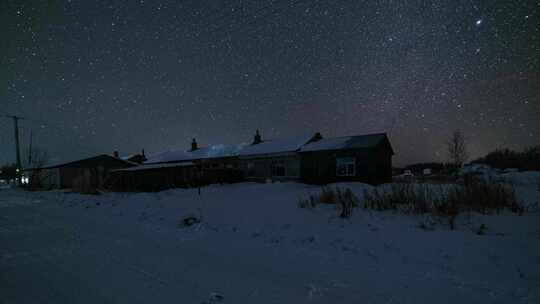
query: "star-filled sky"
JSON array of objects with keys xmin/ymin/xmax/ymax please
[{"xmin": 1, "ymin": 0, "xmax": 539, "ymax": 166}]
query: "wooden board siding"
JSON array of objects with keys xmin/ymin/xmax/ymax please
[
  {"xmin": 241, "ymin": 155, "xmax": 300, "ymax": 182},
  {"xmin": 28, "ymin": 168, "xmax": 61, "ymax": 190},
  {"xmin": 51, "ymin": 155, "xmax": 134, "ymax": 190},
  {"xmin": 106, "ymin": 165, "xmax": 199, "ymax": 192},
  {"xmin": 300, "ymin": 147, "xmax": 392, "ymax": 185},
  {"xmin": 107, "ymin": 166, "xmax": 243, "ymax": 192}
]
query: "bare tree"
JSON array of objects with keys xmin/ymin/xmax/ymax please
[
  {"xmin": 447, "ymin": 130, "xmax": 468, "ymax": 168},
  {"xmin": 27, "ymin": 147, "xmax": 49, "ymax": 169},
  {"xmin": 26, "ymin": 147, "xmax": 50, "ymax": 189}
]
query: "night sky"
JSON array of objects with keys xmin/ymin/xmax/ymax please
[{"xmin": 1, "ymin": 0, "xmax": 538, "ymax": 166}]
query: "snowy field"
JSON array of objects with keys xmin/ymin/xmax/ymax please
[{"xmin": 1, "ymin": 175, "xmax": 540, "ymax": 303}]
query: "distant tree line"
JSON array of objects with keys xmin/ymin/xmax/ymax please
[
  {"xmin": 472, "ymin": 146, "xmax": 540, "ymax": 171},
  {"xmin": 401, "ymin": 130, "xmax": 469, "ymax": 176},
  {"xmin": 405, "ymin": 162, "xmax": 453, "ymax": 175},
  {"xmin": 0, "ymin": 163, "xmax": 18, "ymax": 181},
  {"xmin": 0, "ymin": 147, "xmax": 49, "ymax": 185}
]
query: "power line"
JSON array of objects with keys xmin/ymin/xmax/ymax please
[
  {"xmin": 2, "ymin": 115, "xmax": 24, "ymax": 183},
  {"xmin": 2, "ymin": 113, "xmax": 105, "ymax": 158},
  {"xmin": 22, "ymin": 117, "xmax": 104, "ymax": 155}
]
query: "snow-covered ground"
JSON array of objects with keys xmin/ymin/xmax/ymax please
[{"xmin": 1, "ymin": 176, "xmax": 540, "ymax": 303}]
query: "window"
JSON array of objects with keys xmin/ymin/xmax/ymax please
[
  {"xmin": 247, "ymin": 162, "xmax": 255, "ymax": 177},
  {"xmin": 286, "ymin": 159, "xmax": 300, "ymax": 177},
  {"xmin": 271, "ymin": 161, "xmax": 286, "ymax": 177},
  {"xmin": 336, "ymin": 157, "xmax": 355, "ymax": 176}
]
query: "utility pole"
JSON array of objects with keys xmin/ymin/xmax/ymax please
[
  {"xmin": 3, "ymin": 115, "xmax": 24, "ymax": 184},
  {"xmin": 28, "ymin": 129, "xmax": 33, "ymax": 166}
]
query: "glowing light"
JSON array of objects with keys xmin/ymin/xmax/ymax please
[{"xmin": 475, "ymin": 19, "xmax": 482, "ymax": 26}]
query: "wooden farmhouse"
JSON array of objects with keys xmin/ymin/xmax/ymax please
[
  {"xmin": 108, "ymin": 131, "xmax": 394, "ymax": 191},
  {"xmin": 24, "ymin": 131, "xmax": 394, "ymax": 192}
]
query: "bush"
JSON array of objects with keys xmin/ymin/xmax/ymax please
[
  {"xmin": 319, "ymin": 187, "xmax": 337, "ymax": 204},
  {"xmin": 363, "ymin": 183, "xmax": 434, "ymax": 214},
  {"xmin": 363, "ymin": 178, "xmax": 522, "ymax": 230},
  {"xmin": 298, "ymin": 195, "xmax": 317, "ymax": 209},
  {"xmin": 180, "ymin": 215, "xmax": 201, "ymax": 227},
  {"xmin": 337, "ymin": 188, "xmax": 356, "ymax": 218},
  {"xmin": 298, "ymin": 186, "xmax": 358, "ymax": 218},
  {"xmin": 476, "ymin": 224, "xmax": 487, "ymax": 235},
  {"xmin": 449, "ymin": 176, "xmax": 522, "ymax": 215}
]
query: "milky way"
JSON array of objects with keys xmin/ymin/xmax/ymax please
[{"xmin": 1, "ymin": 0, "xmax": 539, "ymax": 166}]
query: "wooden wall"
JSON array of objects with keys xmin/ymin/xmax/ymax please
[
  {"xmin": 240, "ymin": 155, "xmax": 300, "ymax": 182},
  {"xmin": 107, "ymin": 166, "xmax": 244, "ymax": 192},
  {"xmin": 57, "ymin": 156, "xmax": 133, "ymax": 190},
  {"xmin": 300, "ymin": 146, "xmax": 392, "ymax": 185}
]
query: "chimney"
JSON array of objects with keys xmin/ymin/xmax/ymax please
[
  {"xmin": 311, "ymin": 132, "xmax": 322, "ymax": 142},
  {"xmin": 190, "ymin": 138, "xmax": 198, "ymax": 151},
  {"xmin": 113, "ymin": 151, "xmax": 119, "ymax": 158},
  {"xmin": 141, "ymin": 149, "xmax": 147, "ymax": 161},
  {"xmin": 252, "ymin": 129, "xmax": 262, "ymax": 145}
]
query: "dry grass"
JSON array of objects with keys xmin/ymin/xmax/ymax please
[
  {"xmin": 363, "ymin": 177, "xmax": 523, "ymax": 229},
  {"xmin": 298, "ymin": 186, "xmax": 358, "ymax": 218},
  {"xmin": 363, "ymin": 183, "xmax": 435, "ymax": 214}
]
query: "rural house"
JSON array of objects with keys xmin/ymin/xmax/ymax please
[
  {"xmin": 299, "ymin": 133, "xmax": 394, "ymax": 184},
  {"xmin": 25, "ymin": 154, "xmax": 136, "ymax": 192},
  {"xmin": 109, "ymin": 131, "xmax": 393, "ymax": 191},
  {"xmin": 32, "ymin": 131, "xmax": 394, "ymax": 192}
]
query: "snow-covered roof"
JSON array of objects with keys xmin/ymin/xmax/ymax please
[
  {"xmin": 120, "ymin": 154, "xmax": 135, "ymax": 160},
  {"xmin": 112, "ymin": 162, "xmax": 195, "ymax": 172},
  {"xmin": 145, "ymin": 144, "xmax": 246, "ymax": 164},
  {"xmin": 237, "ymin": 135, "xmax": 315, "ymax": 157},
  {"xmin": 25, "ymin": 154, "xmax": 136, "ymax": 170},
  {"xmin": 143, "ymin": 132, "xmax": 389, "ymax": 164},
  {"xmin": 300, "ymin": 133, "xmax": 388, "ymax": 152}
]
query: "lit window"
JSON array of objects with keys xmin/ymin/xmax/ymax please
[{"xmin": 336, "ymin": 157, "xmax": 355, "ymax": 176}]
